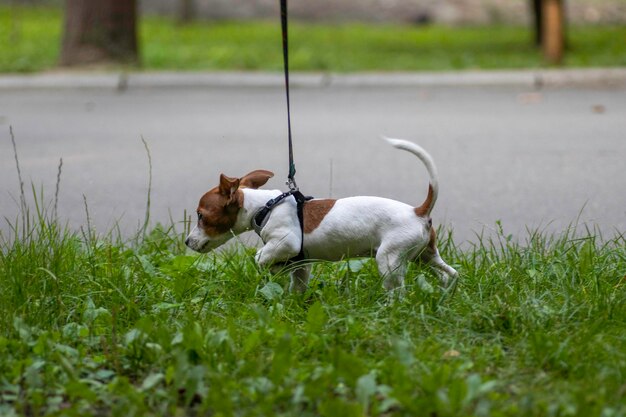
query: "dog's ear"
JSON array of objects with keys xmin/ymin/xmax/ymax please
[
  {"xmin": 239, "ymin": 170, "xmax": 274, "ymax": 189},
  {"xmin": 218, "ymin": 174, "xmax": 240, "ymax": 200}
]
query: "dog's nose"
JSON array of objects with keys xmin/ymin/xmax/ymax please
[{"xmin": 184, "ymin": 237, "xmax": 190, "ymax": 247}]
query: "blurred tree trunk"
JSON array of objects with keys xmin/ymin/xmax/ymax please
[
  {"xmin": 542, "ymin": 0, "xmax": 564, "ymax": 64},
  {"xmin": 60, "ymin": 0, "xmax": 139, "ymax": 66},
  {"xmin": 178, "ymin": 0, "xmax": 195, "ymax": 24},
  {"xmin": 531, "ymin": 0, "xmax": 565, "ymax": 64}
]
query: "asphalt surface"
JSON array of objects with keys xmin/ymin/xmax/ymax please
[{"xmin": 1, "ymin": 71, "xmax": 625, "ymax": 245}]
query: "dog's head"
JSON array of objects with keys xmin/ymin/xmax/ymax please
[{"xmin": 185, "ymin": 170, "xmax": 274, "ymax": 253}]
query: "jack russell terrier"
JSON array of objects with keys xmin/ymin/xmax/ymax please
[{"xmin": 185, "ymin": 138, "xmax": 458, "ymax": 292}]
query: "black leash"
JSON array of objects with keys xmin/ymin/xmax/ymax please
[
  {"xmin": 280, "ymin": 0, "xmax": 297, "ymax": 191},
  {"xmin": 254, "ymin": 0, "xmax": 309, "ymax": 263}
]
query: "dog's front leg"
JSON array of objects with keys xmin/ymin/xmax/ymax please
[
  {"xmin": 289, "ymin": 264, "xmax": 312, "ymax": 293},
  {"xmin": 255, "ymin": 233, "xmax": 311, "ymax": 293},
  {"xmin": 255, "ymin": 233, "xmax": 301, "ymax": 269}
]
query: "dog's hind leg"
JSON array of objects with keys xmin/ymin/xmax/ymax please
[
  {"xmin": 424, "ymin": 250, "xmax": 458, "ymax": 287},
  {"xmin": 418, "ymin": 228, "xmax": 458, "ymax": 287},
  {"xmin": 376, "ymin": 245, "xmax": 407, "ymax": 291}
]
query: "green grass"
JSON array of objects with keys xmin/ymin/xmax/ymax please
[
  {"xmin": 1, "ymin": 5, "xmax": 626, "ymax": 73},
  {"xmin": 1, "ymin": 184, "xmax": 626, "ymax": 416}
]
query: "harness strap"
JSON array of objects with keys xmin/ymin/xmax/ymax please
[
  {"xmin": 290, "ymin": 190, "xmax": 308, "ymax": 262},
  {"xmin": 252, "ymin": 191, "xmax": 313, "ymax": 261},
  {"xmin": 252, "ymin": 191, "xmax": 294, "ymax": 236}
]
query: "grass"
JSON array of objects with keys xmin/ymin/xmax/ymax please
[
  {"xmin": 1, "ymin": 5, "xmax": 626, "ymax": 73},
  {"xmin": 1, "ymin": 139, "xmax": 626, "ymax": 416}
]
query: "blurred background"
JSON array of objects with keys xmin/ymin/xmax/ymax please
[
  {"xmin": 1, "ymin": 0, "xmax": 625, "ymax": 243},
  {"xmin": 4, "ymin": 0, "xmax": 626, "ymax": 23},
  {"xmin": 146, "ymin": 0, "xmax": 624, "ymax": 24},
  {"xmin": 1, "ymin": 0, "xmax": 625, "ymax": 71}
]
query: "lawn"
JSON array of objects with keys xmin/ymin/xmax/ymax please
[
  {"xmin": 1, "ymin": 183, "xmax": 625, "ymax": 416},
  {"xmin": 1, "ymin": 5, "xmax": 626, "ymax": 73}
]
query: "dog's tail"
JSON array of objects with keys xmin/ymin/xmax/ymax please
[{"xmin": 382, "ymin": 137, "xmax": 439, "ymax": 216}]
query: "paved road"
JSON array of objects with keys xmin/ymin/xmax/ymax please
[{"xmin": 1, "ymin": 77, "xmax": 625, "ymax": 245}]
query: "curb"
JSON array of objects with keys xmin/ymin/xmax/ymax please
[{"xmin": 1, "ymin": 68, "xmax": 625, "ymax": 90}]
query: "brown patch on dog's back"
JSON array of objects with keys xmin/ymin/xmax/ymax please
[{"xmin": 304, "ymin": 199, "xmax": 336, "ymax": 233}]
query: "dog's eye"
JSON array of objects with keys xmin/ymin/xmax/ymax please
[{"xmin": 197, "ymin": 212, "xmax": 203, "ymax": 221}]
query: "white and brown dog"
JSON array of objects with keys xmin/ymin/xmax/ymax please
[{"xmin": 185, "ymin": 138, "xmax": 458, "ymax": 292}]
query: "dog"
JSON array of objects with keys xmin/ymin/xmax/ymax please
[{"xmin": 185, "ymin": 138, "xmax": 458, "ymax": 292}]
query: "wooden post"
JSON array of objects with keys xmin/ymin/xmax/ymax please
[{"xmin": 542, "ymin": 0, "xmax": 564, "ymax": 64}]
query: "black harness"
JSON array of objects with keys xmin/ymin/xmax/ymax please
[{"xmin": 252, "ymin": 189, "xmax": 313, "ymax": 262}]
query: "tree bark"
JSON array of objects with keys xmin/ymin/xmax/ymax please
[
  {"xmin": 542, "ymin": 0, "xmax": 564, "ymax": 64},
  {"xmin": 60, "ymin": 0, "xmax": 139, "ymax": 66}
]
